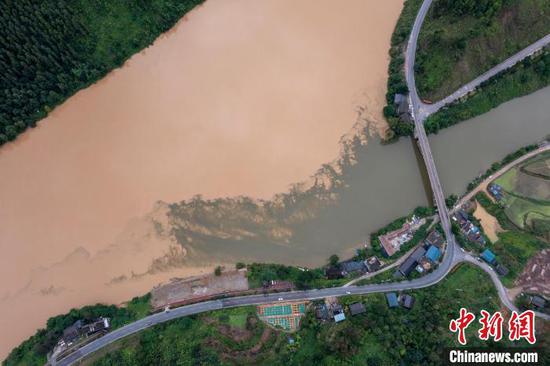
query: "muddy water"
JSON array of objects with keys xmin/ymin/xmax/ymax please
[
  {"xmin": 180, "ymin": 87, "xmax": 550, "ymax": 267},
  {"xmin": 430, "ymin": 86, "xmax": 550, "ymax": 194},
  {"xmin": 0, "ymin": 0, "xmax": 404, "ymax": 358}
]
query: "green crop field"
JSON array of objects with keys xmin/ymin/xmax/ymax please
[{"xmin": 494, "ymin": 152, "xmax": 550, "ymax": 235}]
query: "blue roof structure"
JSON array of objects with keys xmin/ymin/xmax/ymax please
[
  {"xmin": 425, "ymin": 245, "xmax": 441, "ymax": 262},
  {"xmin": 386, "ymin": 293, "xmax": 399, "ymax": 308},
  {"xmin": 334, "ymin": 312, "xmax": 346, "ymax": 322},
  {"xmin": 481, "ymin": 249, "xmax": 496, "ymax": 264}
]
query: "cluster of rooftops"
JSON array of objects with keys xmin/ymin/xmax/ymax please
[
  {"xmin": 480, "ymin": 248, "xmax": 509, "ymax": 276},
  {"xmin": 397, "ymin": 229, "xmax": 444, "ymax": 278},
  {"xmin": 386, "ymin": 292, "xmax": 415, "ymax": 310},
  {"xmin": 453, "ymin": 209, "xmax": 486, "ymax": 247}
]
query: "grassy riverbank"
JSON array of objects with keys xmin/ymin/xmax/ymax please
[
  {"xmin": 415, "ymin": 0, "xmax": 550, "ymax": 101},
  {"xmin": 0, "ymin": 0, "xmax": 204, "ymax": 146},
  {"xmin": 69, "ymin": 265, "xmax": 549, "ymax": 365}
]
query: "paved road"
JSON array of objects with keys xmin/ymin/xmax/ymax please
[
  {"xmin": 463, "ymin": 254, "xmax": 550, "ymax": 322},
  {"xmin": 56, "ymin": 2, "xmax": 550, "ymax": 364},
  {"xmin": 422, "ymin": 34, "xmax": 550, "ymax": 117},
  {"xmin": 405, "ymin": 0, "xmax": 457, "ymax": 284},
  {"xmin": 58, "ymin": 247, "xmax": 465, "ymax": 366}
]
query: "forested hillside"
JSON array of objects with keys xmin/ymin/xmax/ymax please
[
  {"xmin": 415, "ymin": 0, "xmax": 550, "ymax": 100},
  {"xmin": 0, "ymin": 0, "xmax": 203, "ymax": 146}
]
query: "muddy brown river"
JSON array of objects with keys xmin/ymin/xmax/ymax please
[
  {"xmin": 2, "ymin": 0, "xmax": 550, "ymax": 358},
  {"xmin": 0, "ymin": 0, "xmax": 403, "ymax": 357}
]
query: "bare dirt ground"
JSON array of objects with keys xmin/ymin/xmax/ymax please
[
  {"xmin": 151, "ymin": 269, "xmax": 249, "ymax": 309},
  {"xmin": 473, "ymin": 202, "xmax": 503, "ymax": 242},
  {"xmin": 516, "ymin": 249, "xmax": 550, "ymax": 296}
]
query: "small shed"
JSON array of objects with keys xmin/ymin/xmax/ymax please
[
  {"xmin": 386, "ymin": 293, "xmax": 399, "ymax": 308},
  {"xmin": 481, "ymin": 249, "xmax": 496, "ymax": 264},
  {"xmin": 531, "ymin": 295, "xmax": 547, "ymax": 309},
  {"xmin": 495, "ymin": 263, "xmax": 509, "ymax": 276},
  {"xmin": 334, "ymin": 312, "xmax": 346, "ymax": 323}
]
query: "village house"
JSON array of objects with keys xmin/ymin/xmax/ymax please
[
  {"xmin": 398, "ymin": 246, "xmax": 426, "ymax": 277},
  {"xmin": 495, "ymin": 263, "xmax": 509, "ymax": 277},
  {"xmin": 453, "ymin": 210, "xmax": 486, "ymax": 246},
  {"xmin": 364, "ymin": 256, "xmax": 382, "ymax": 272},
  {"xmin": 400, "ymin": 294, "xmax": 415, "ymax": 310},
  {"xmin": 481, "ymin": 249, "xmax": 496, "ymax": 265},
  {"xmin": 386, "ymin": 292, "xmax": 399, "ymax": 308},
  {"xmin": 488, "ymin": 183, "xmax": 504, "ymax": 201},
  {"xmin": 349, "ymin": 302, "xmax": 366, "ymax": 316},
  {"xmin": 341, "ymin": 260, "xmax": 367, "ymax": 275},
  {"xmin": 425, "ymin": 230, "xmax": 445, "ymax": 248}
]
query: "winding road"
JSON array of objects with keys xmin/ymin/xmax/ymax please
[{"xmin": 56, "ymin": 1, "xmax": 550, "ymax": 364}]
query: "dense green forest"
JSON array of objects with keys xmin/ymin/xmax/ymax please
[
  {"xmin": 416, "ymin": 0, "xmax": 550, "ymax": 100},
  {"xmin": 0, "ymin": 0, "xmax": 204, "ymax": 146},
  {"xmin": 67, "ymin": 266, "xmax": 549, "ymax": 365}
]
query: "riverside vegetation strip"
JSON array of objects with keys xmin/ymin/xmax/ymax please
[{"xmin": 0, "ymin": 0, "xmax": 204, "ymax": 145}]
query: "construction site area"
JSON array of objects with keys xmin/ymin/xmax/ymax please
[
  {"xmin": 516, "ymin": 249, "xmax": 550, "ymax": 296},
  {"xmin": 151, "ymin": 269, "xmax": 249, "ymax": 310}
]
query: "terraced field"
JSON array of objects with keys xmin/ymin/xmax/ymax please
[{"xmin": 494, "ymin": 152, "xmax": 550, "ymax": 239}]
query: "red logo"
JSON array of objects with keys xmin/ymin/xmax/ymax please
[
  {"xmin": 449, "ymin": 309, "xmax": 536, "ymax": 345},
  {"xmin": 478, "ymin": 310, "xmax": 503, "ymax": 342},
  {"xmin": 449, "ymin": 308, "xmax": 476, "ymax": 345},
  {"xmin": 508, "ymin": 310, "xmax": 536, "ymax": 344}
]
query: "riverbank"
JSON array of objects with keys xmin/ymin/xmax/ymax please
[{"xmin": 0, "ymin": 0, "xmax": 205, "ymax": 147}]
